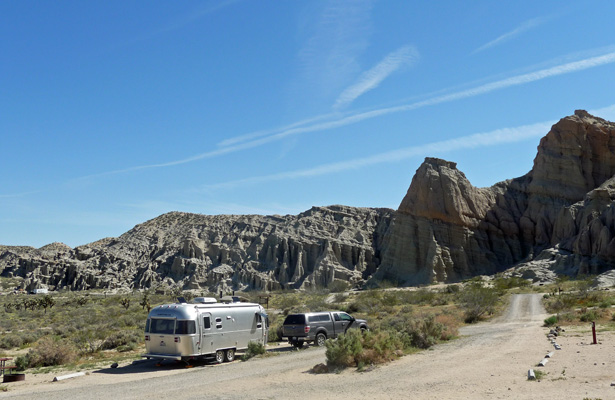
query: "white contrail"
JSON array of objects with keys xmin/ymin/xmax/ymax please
[
  {"xmin": 472, "ymin": 17, "xmax": 549, "ymax": 54},
  {"xmin": 71, "ymin": 49, "xmax": 615, "ymax": 181},
  {"xmin": 218, "ymin": 49, "xmax": 615, "ymax": 149},
  {"xmin": 199, "ymin": 120, "xmax": 554, "ymax": 190},
  {"xmin": 334, "ymin": 45, "xmax": 419, "ymax": 109}
]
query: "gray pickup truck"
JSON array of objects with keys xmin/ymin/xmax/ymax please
[{"xmin": 281, "ymin": 311, "xmax": 368, "ymax": 347}]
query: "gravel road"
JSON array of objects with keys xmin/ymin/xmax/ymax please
[{"xmin": 5, "ymin": 293, "xmax": 613, "ymax": 399}]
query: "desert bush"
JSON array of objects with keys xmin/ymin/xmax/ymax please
[
  {"xmin": 241, "ymin": 341, "xmax": 266, "ymax": 361},
  {"xmin": 22, "ymin": 336, "xmax": 77, "ymax": 368},
  {"xmin": 458, "ymin": 283, "xmax": 499, "ymax": 323},
  {"xmin": 544, "ymin": 315, "xmax": 558, "ymax": 326},
  {"xmin": 493, "ymin": 276, "xmax": 530, "ymax": 291},
  {"xmin": 0, "ymin": 334, "xmax": 24, "ymax": 349},
  {"xmin": 403, "ymin": 314, "xmax": 451, "ymax": 349},
  {"xmin": 434, "ymin": 314, "xmax": 459, "ymax": 341},
  {"xmin": 443, "ymin": 284, "xmax": 460, "ymax": 294},
  {"xmin": 544, "ymin": 294, "xmax": 578, "ymax": 313},
  {"xmin": 579, "ymin": 309, "xmax": 600, "ymax": 322},
  {"xmin": 328, "ymin": 280, "xmax": 350, "ymax": 293},
  {"xmin": 325, "ymin": 329, "xmax": 405, "ymax": 370},
  {"xmin": 101, "ymin": 329, "xmax": 142, "ymax": 351},
  {"xmin": 325, "ymin": 329, "xmax": 364, "ymax": 369}
]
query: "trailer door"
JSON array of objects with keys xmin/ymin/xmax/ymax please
[
  {"xmin": 257, "ymin": 311, "xmax": 269, "ymax": 344},
  {"xmin": 200, "ymin": 312, "xmax": 214, "ymax": 355}
]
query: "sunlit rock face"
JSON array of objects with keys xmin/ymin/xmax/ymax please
[{"xmin": 374, "ymin": 111, "xmax": 615, "ymax": 285}]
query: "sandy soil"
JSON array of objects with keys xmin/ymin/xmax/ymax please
[{"xmin": 2, "ymin": 293, "xmax": 615, "ymax": 399}]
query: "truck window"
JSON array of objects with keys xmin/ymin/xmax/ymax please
[
  {"xmin": 175, "ymin": 320, "xmax": 196, "ymax": 334},
  {"xmin": 339, "ymin": 313, "xmax": 353, "ymax": 321},
  {"xmin": 283, "ymin": 314, "xmax": 305, "ymax": 325},
  {"xmin": 309, "ymin": 314, "xmax": 330, "ymax": 322},
  {"xmin": 333, "ymin": 313, "xmax": 341, "ymax": 322},
  {"xmin": 150, "ymin": 318, "xmax": 175, "ymax": 334},
  {"xmin": 203, "ymin": 316, "xmax": 211, "ymax": 329}
]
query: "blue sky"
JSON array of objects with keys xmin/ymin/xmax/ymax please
[{"xmin": 2, "ymin": 0, "xmax": 615, "ymax": 248}]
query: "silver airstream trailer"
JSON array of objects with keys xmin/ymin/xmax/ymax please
[{"xmin": 143, "ymin": 297, "xmax": 268, "ymax": 363}]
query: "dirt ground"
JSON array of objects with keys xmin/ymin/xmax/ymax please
[{"xmin": 2, "ymin": 294, "xmax": 615, "ymax": 399}]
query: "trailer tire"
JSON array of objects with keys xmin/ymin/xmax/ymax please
[
  {"xmin": 225, "ymin": 349, "xmax": 235, "ymax": 362},
  {"xmin": 292, "ymin": 340, "xmax": 304, "ymax": 348},
  {"xmin": 315, "ymin": 332, "xmax": 327, "ymax": 347},
  {"xmin": 215, "ymin": 350, "xmax": 225, "ymax": 364}
]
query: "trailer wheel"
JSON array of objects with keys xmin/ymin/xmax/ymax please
[
  {"xmin": 315, "ymin": 332, "xmax": 327, "ymax": 347},
  {"xmin": 215, "ymin": 350, "xmax": 225, "ymax": 364},
  {"xmin": 225, "ymin": 349, "xmax": 235, "ymax": 362},
  {"xmin": 292, "ymin": 340, "xmax": 304, "ymax": 348}
]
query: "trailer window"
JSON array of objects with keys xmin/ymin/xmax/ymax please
[
  {"xmin": 145, "ymin": 318, "xmax": 151, "ymax": 333},
  {"xmin": 176, "ymin": 320, "xmax": 196, "ymax": 334},
  {"xmin": 150, "ymin": 318, "xmax": 175, "ymax": 334},
  {"xmin": 203, "ymin": 316, "xmax": 211, "ymax": 329}
]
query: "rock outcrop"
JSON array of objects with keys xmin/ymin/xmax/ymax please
[
  {"xmin": 374, "ymin": 110, "xmax": 615, "ymax": 285},
  {"xmin": 0, "ymin": 206, "xmax": 392, "ymax": 293},
  {"xmin": 3, "ymin": 110, "xmax": 615, "ymax": 291}
]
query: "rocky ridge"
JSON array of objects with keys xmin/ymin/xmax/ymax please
[
  {"xmin": 0, "ymin": 206, "xmax": 393, "ymax": 292},
  {"xmin": 2, "ymin": 110, "xmax": 615, "ymax": 292}
]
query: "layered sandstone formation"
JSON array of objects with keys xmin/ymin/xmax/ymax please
[
  {"xmin": 375, "ymin": 110, "xmax": 615, "ymax": 285},
  {"xmin": 2, "ymin": 110, "xmax": 615, "ymax": 291}
]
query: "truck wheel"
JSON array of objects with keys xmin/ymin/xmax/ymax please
[
  {"xmin": 316, "ymin": 332, "xmax": 327, "ymax": 347},
  {"xmin": 225, "ymin": 349, "xmax": 235, "ymax": 362},
  {"xmin": 215, "ymin": 350, "xmax": 225, "ymax": 364}
]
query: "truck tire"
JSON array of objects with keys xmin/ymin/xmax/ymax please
[
  {"xmin": 315, "ymin": 332, "xmax": 327, "ymax": 347},
  {"xmin": 215, "ymin": 350, "xmax": 225, "ymax": 364},
  {"xmin": 225, "ymin": 349, "xmax": 235, "ymax": 362}
]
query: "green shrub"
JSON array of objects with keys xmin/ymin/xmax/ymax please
[
  {"xmin": 241, "ymin": 341, "xmax": 266, "ymax": 361},
  {"xmin": 325, "ymin": 329, "xmax": 364, "ymax": 369},
  {"xmin": 544, "ymin": 315, "xmax": 558, "ymax": 326},
  {"xmin": 24, "ymin": 336, "xmax": 77, "ymax": 368},
  {"xmin": 493, "ymin": 276, "xmax": 530, "ymax": 291},
  {"xmin": 0, "ymin": 334, "xmax": 23, "ymax": 349},
  {"xmin": 579, "ymin": 309, "xmax": 600, "ymax": 322},
  {"xmin": 101, "ymin": 329, "xmax": 142, "ymax": 350},
  {"xmin": 458, "ymin": 283, "xmax": 499, "ymax": 323},
  {"xmin": 325, "ymin": 329, "xmax": 405, "ymax": 371}
]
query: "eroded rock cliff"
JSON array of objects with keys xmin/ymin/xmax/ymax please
[
  {"xmin": 3, "ymin": 110, "xmax": 615, "ymax": 291},
  {"xmin": 0, "ymin": 206, "xmax": 392, "ymax": 292},
  {"xmin": 374, "ymin": 110, "xmax": 615, "ymax": 285}
]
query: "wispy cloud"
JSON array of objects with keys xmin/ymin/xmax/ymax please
[
  {"xmin": 123, "ymin": 0, "xmax": 241, "ymax": 47},
  {"xmin": 71, "ymin": 49, "xmax": 615, "ymax": 182},
  {"xmin": 333, "ymin": 45, "xmax": 419, "ymax": 110},
  {"xmin": 199, "ymin": 120, "xmax": 554, "ymax": 190},
  {"xmin": 295, "ymin": 0, "xmax": 373, "ymax": 98},
  {"xmin": 472, "ymin": 16, "xmax": 550, "ymax": 54},
  {"xmin": 0, "ymin": 190, "xmax": 41, "ymax": 199}
]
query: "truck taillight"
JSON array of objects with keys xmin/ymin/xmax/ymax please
[
  {"xmin": 145, "ymin": 335, "xmax": 150, "ymax": 341},
  {"xmin": 304, "ymin": 326, "xmax": 310, "ymax": 334},
  {"xmin": 174, "ymin": 337, "xmax": 180, "ymax": 343}
]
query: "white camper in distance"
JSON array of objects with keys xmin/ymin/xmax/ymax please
[{"xmin": 143, "ymin": 297, "xmax": 268, "ymax": 363}]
